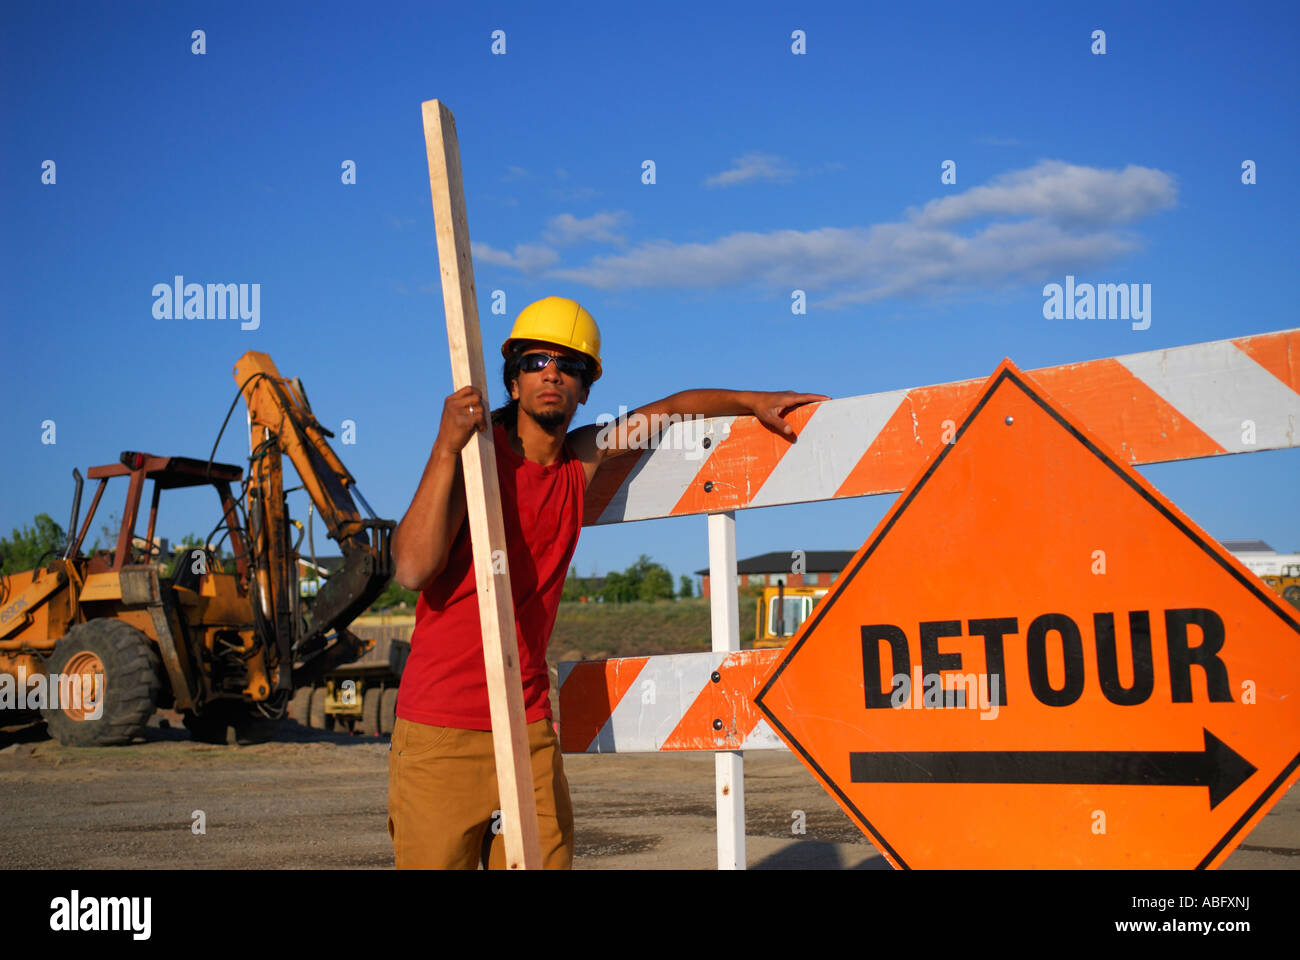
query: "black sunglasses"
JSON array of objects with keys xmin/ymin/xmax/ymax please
[{"xmin": 518, "ymin": 352, "xmax": 589, "ymax": 377}]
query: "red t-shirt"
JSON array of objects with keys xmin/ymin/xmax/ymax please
[{"xmin": 396, "ymin": 422, "xmax": 586, "ymax": 730}]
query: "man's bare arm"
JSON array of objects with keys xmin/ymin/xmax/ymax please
[
  {"xmin": 392, "ymin": 386, "xmax": 489, "ymax": 592},
  {"xmin": 566, "ymin": 389, "xmax": 829, "ymax": 478}
]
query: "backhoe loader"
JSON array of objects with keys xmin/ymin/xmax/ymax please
[{"xmin": 0, "ymin": 352, "xmax": 393, "ymax": 745}]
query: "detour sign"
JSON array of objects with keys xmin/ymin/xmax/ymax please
[{"xmin": 754, "ymin": 359, "xmax": 1300, "ymax": 868}]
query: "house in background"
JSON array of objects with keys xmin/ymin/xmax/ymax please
[
  {"xmin": 690, "ymin": 539, "xmax": 1297, "ymax": 599},
  {"xmin": 297, "ymin": 555, "xmax": 344, "ymax": 596},
  {"xmin": 1221, "ymin": 540, "xmax": 1300, "ymax": 577},
  {"xmin": 695, "ymin": 550, "xmax": 855, "ymax": 599}
]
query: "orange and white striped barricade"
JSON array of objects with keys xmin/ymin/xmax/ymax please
[
  {"xmin": 562, "ymin": 327, "xmax": 1300, "ymax": 868},
  {"xmin": 558, "ymin": 648, "xmax": 785, "ymax": 754}
]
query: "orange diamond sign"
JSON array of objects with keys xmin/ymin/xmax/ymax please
[{"xmin": 754, "ymin": 360, "xmax": 1300, "ymax": 868}]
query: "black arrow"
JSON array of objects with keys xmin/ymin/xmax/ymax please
[{"xmin": 849, "ymin": 728, "xmax": 1257, "ymax": 809}]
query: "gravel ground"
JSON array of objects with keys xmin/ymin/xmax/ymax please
[{"xmin": 1, "ymin": 712, "xmax": 1295, "ymax": 870}]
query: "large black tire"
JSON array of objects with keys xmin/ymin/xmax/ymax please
[
  {"xmin": 359, "ymin": 687, "xmax": 382, "ymax": 736},
  {"xmin": 1284, "ymin": 585, "xmax": 1300, "ymax": 610},
  {"xmin": 42, "ymin": 619, "xmax": 163, "ymax": 747},
  {"xmin": 380, "ymin": 687, "xmax": 398, "ymax": 736}
]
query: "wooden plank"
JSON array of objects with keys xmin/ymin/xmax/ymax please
[{"xmin": 421, "ymin": 98, "xmax": 541, "ymax": 870}]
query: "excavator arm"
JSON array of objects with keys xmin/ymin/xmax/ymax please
[{"xmin": 233, "ymin": 352, "xmax": 394, "ymax": 692}]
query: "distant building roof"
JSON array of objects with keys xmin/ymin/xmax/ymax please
[
  {"xmin": 695, "ymin": 550, "xmax": 856, "ymax": 576},
  {"xmin": 298, "ymin": 556, "xmax": 346, "ymax": 575},
  {"xmin": 1221, "ymin": 540, "xmax": 1275, "ymax": 553}
]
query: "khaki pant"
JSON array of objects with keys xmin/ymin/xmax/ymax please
[{"xmin": 387, "ymin": 715, "xmax": 574, "ymax": 869}]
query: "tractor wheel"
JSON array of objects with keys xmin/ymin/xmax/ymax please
[
  {"xmin": 380, "ymin": 687, "xmax": 399, "ymax": 736},
  {"xmin": 42, "ymin": 619, "xmax": 162, "ymax": 747},
  {"xmin": 289, "ymin": 685, "xmax": 313, "ymax": 726},
  {"xmin": 359, "ymin": 687, "xmax": 382, "ymax": 736},
  {"xmin": 1284, "ymin": 585, "xmax": 1300, "ymax": 610},
  {"xmin": 308, "ymin": 686, "xmax": 329, "ymax": 730}
]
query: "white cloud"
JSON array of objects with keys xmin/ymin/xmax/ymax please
[
  {"xmin": 482, "ymin": 160, "xmax": 1177, "ymax": 307},
  {"xmin": 821, "ymin": 219, "xmax": 1141, "ymax": 307},
  {"xmin": 542, "ymin": 211, "xmax": 626, "ymax": 246},
  {"xmin": 910, "ymin": 160, "xmax": 1176, "ymax": 227},
  {"xmin": 471, "ymin": 241, "xmax": 559, "ymax": 274},
  {"xmin": 549, "ymin": 229, "xmax": 858, "ymax": 290},
  {"xmin": 704, "ymin": 152, "xmax": 796, "ymax": 188}
]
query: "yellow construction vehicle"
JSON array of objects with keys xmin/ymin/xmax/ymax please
[
  {"xmin": 1262, "ymin": 563, "xmax": 1300, "ymax": 610},
  {"xmin": 751, "ymin": 581, "xmax": 827, "ymax": 648},
  {"xmin": 0, "ymin": 352, "xmax": 393, "ymax": 745}
]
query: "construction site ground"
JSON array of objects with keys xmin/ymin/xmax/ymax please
[{"xmin": 2, "ymin": 710, "xmax": 1296, "ymax": 870}]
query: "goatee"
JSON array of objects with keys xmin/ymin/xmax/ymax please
[{"xmin": 529, "ymin": 407, "xmax": 567, "ymax": 430}]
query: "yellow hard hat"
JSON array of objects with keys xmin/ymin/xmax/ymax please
[{"xmin": 501, "ymin": 296, "xmax": 602, "ymax": 381}]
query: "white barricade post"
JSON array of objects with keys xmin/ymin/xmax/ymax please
[
  {"xmin": 559, "ymin": 328, "xmax": 1300, "ymax": 869},
  {"xmin": 707, "ymin": 512, "xmax": 743, "ymax": 869}
]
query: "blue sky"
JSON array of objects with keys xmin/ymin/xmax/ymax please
[{"xmin": 2, "ymin": 0, "xmax": 1297, "ymax": 589}]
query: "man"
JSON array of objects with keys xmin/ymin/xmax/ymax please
[{"xmin": 387, "ymin": 295, "xmax": 825, "ymax": 869}]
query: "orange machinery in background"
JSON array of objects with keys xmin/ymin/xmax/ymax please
[{"xmin": 0, "ymin": 352, "xmax": 393, "ymax": 745}]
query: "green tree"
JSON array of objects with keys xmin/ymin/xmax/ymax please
[
  {"xmin": 599, "ymin": 569, "xmax": 636, "ymax": 603},
  {"xmin": 371, "ymin": 578, "xmax": 419, "ymax": 612},
  {"xmin": 598, "ymin": 554, "xmax": 675, "ymax": 604},
  {"xmin": 639, "ymin": 566, "xmax": 674, "ymax": 602},
  {"xmin": 678, "ymin": 574, "xmax": 694, "ymax": 599},
  {"xmin": 0, "ymin": 514, "xmax": 67, "ymax": 573},
  {"xmin": 561, "ymin": 565, "xmax": 583, "ymax": 602}
]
